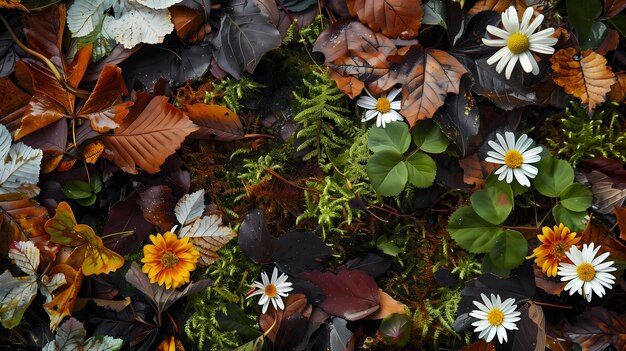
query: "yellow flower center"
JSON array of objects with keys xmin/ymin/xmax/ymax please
[
  {"xmin": 487, "ymin": 308, "xmax": 505, "ymax": 326},
  {"xmin": 264, "ymin": 283, "xmax": 277, "ymax": 298},
  {"xmin": 550, "ymin": 241, "xmax": 569, "ymax": 260},
  {"xmin": 576, "ymin": 263, "xmax": 596, "ymax": 282},
  {"xmin": 376, "ymin": 97, "xmax": 391, "ymax": 113},
  {"xmin": 160, "ymin": 251, "xmax": 180, "ymax": 268},
  {"xmin": 504, "ymin": 150, "xmax": 523, "ymax": 168},
  {"xmin": 507, "ymin": 33, "xmax": 530, "ymax": 54}
]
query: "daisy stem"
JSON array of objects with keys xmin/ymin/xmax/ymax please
[{"xmin": 532, "ymin": 300, "xmax": 573, "ymax": 309}]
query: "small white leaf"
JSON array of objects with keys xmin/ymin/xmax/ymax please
[
  {"xmin": 40, "ymin": 273, "xmax": 67, "ymax": 303},
  {"xmin": 175, "ymin": 190, "xmax": 205, "ymax": 227},
  {"xmin": 0, "ymin": 142, "xmax": 43, "ymax": 198},
  {"xmin": 67, "ymin": 0, "xmax": 115, "ymax": 37},
  {"xmin": 133, "ymin": 0, "xmax": 183, "ymax": 10},
  {"xmin": 180, "ymin": 214, "xmax": 236, "ymax": 266},
  {"xmin": 102, "ymin": 0, "xmax": 174, "ymax": 49},
  {"xmin": 0, "ymin": 125, "xmax": 11, "ymax": 161},
  {"xmin": 83, "ymin": 335, "xmax": 124, "ymax": 351},
  {"xmin": 51, "ymin": 317, "xmax": 87, "ymax": 351},
  {"xmin": 8, "ymin": 241, "xmax": 40, "ymax": 276},
  {"xmin": 0, "ymin": 271, "xmax": 38, "ymax": 329}
]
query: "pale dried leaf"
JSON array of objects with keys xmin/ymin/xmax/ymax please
[
  {"xmin": 43, "ymin": 317, "xmax": 86, "ymax": 351},
  {"xmin": 0, "ymin": 271, "xmax": 38, "ymax": 329},
  {"xmin": 175, "ymin": 190, "xmax": 205, "ymax": 227},
  {"xmin": 102, "ymin": 1, "xmax": 174, "ymax": 49},
  {"xmin": 134, "ymin": 0, "xmax": 183, "ymax": 10},
  {"xmin": 0, "ymin": 125, "xmax": 11, "ymax": 159},
  {"xmin": 8, "ymin": 241, "xmax": 40, "ymax": 276},
  {"xmin": 586, "ymin": 170, "xmax": 626, "ymax": 214},
  {"xmin": 40, "ymin": 273, "xmax": 67, "ymax": 303},
  {"xmin": 0, "ymin": 142, "xmax": 43, "ymax": 198},
  {"xmin": 551, "ymin": 48, "xmax": 616, "ymax": 112},
  {"xmin": 180, "ymin": 214, "xmax": 236, "ymax": 266},
  {"xmin": 67, "ymin": 0, "xmax": 115, "ymax": 37}
]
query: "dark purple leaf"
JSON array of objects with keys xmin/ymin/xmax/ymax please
[
  {"xmin": 237, "ymin": 209, "xmax": 277, "ymax": 264},
  {"xmin": 83, "ymin": 44, "xmax": 141, "ymax": 82},
  {"xmin": 20, "ymin": 118, "xmax": 66, "ymax": 153},
  {"xmin": 565, "ymin": 306, "xmax": 626, "ymax": 351},
  {"xmin": 274, "ymin": 231, "xmax": 334, "ymax": 275},
  {"xmin": 345, "ymin": 253, "xmax": 391, "ymax": 278},
  {"xmin": 133, "ymin": 183, "xmax": 178, "ymax": 232},
  {"xmin": 499, "ymin": 302, "xmax": 545, "ymax": 351},
  {"xmin": 300, "ymin": 267, "xmax": 380, "ymax": 321},
  {"xmin": 103, "ymin": 192, "xmax": 153, "ymax": 255}
]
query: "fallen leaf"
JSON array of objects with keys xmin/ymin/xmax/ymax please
[
  {"xmin": 43, "ymin": 264, "xmax": 83, "ymax": 330},
  {"xmin": 44, "ymin": 202, "xmax": 124, "ymax": 275},
  {"xmin": 183, "ymin": 103, "xmax": 243, "ymax": 141},
  {"xmin": 608, "ymin": 72, "xmax": 626, "ymax": 103},
  {"xmin": 468, "ymin": 0, "xmax": 527, "ymax": 15},
  {"xmin": 580, "ymin": 219, "xmax": 626, "ymax": 263},
  {"xmin": 300, "ymin": 267, "xmax": 380, "ymax": 321},
  {"xmin": 461, "ymin": 340, "xmax": 495, "ymax": 351},
  {"xmin": 365, "ymin": 290, "xmax": 406, "ymax": 320},
  {"xmin": 0, "ymin": 0, "xmax": 28, "ymax": 11},
  {"xmin": 0, "ymin": 77, "xmax": 31, "ymax": 119},
  {"xmin": 179, "ymin": 214, "xmax": 237, "ymax": 266},
  {"xmin": 42, "ymin": 317, "xmax": 123, "ymax": 350},
  {"xmin": 605, "ymin": 0, "xmax": 626, "ymax": 17},
  {"xmin": 101, "ymin": 0, "xmax": 174, "ymax": 49},
  {"xmin": 170, "ymin": 5, "xmax": 206, "ymax": 42},
  {"xmin": 346, "ymin": 0, "xmax": 423, "ymax": 39},
  {"xmin": 551, "ymin": 48, "xmax": 616, "ymax": 112},
  {"xmin": 615, "ymin": 207, "xmax": 626, "ymax": 240},
  {"xmin": 0, "ymin": 198, "xmax": 54, "ymax": 259},
  {"xmin": 101, "ymin": 95, "xmax": 198, "ymax": 174},
  {"xmin": 0, "ymin": 124, "xmax": 43, "ymax": 199},
  {"xmin": 82, "ymin": 141, "xmax": 105, "ymax": 164},
  {"xmin": 134, "ymin": 184, "xmax": 178, "ymax": 232},
  {"xmin": 566, "ymin": 306, "xmax": 626, "ymax": 351},
  {"xmin": 259, "ymin": 293, "xmax": 312, "ymax": 344},
  {"xmin": 459, "ymin": 153, "xmax": 499, "ymax": 189},
  {"xmin": 596, "ymin": 29, "xmax": 619, "ymax": 55}
]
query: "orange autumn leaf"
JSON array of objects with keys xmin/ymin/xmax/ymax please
[
  {"xmin": 0, "ymin": 0, "xmax": 28, "ymax": 11},
  {"xmin": 82, "ymin": 140, "xmax": 105, "ymax": 164},
  {"xmin": 365, "ymin": 290, "xmax": 406, "ymax": 320},
  {"xmin": 44, "ymin": 202, "xmax": 124, "ymax": 275},
  {"xmin": 551, "ymin": 48, "xmax": 616, "ymax": 112},
  {"xmin": 327, "ymin": 72, "xmax": 365, "ymax": 99},
  {"xmin": 609, "ymin": 72, "xmax": 626, "ymax": 103},
  {"xmin": 43, "ymin": 264, "xmax": 83, "ymax": 330},
  {"xmin": 101, "ymin": 95, "xmax": 198, "ymax": 174},
  {"xmin": 0, "ymin": 77, "xmax": 31, "ymax": 120},
  {"xmin": 580, "ymin": 219, "xmax": 626, "ymax": 263},
  {"xmin": 183, "ymin": 103, "xmax": 243, "ymax": 141},
  {"xmin": 459, "ymin": 153, "xmax": 499, "ymax": 189},
  {"xmin": 468, "ymin": 0, "xmax": 528, "ymax": 15},
  {"xmin": 614, "ymin": 207, "xmax": 626, "ymax": 240},
  {"xmin": 170, "ymin": 5, "xmax": 206, "ymax": 43},
  {"xmin": 0, "ymin": 198, "xmax": 56, "ymax": 261},
  {"xmin": 346, "ymin": 0, "xmax": 423, "ymax": 39}
]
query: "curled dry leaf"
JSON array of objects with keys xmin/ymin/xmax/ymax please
[
  {"xmin": 614, "ymin": 207, "xmax": 626, "ymax": 240},
  {"xmin": 346, "ymin": 0, "xmax": 423, "ymax": 39},
  {"xmin": 551, "ymin": 48, "xmax": 616, "ymax": 112},
  {"xmin": 43, "ymin": 264, "xmax": 83, "ymax": 330},
  {"xmin": 101, "ymin": 95, "xmax": 198, "ymax": 174}
]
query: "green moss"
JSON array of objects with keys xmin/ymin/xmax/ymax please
[
  {"xmin": 206, "ymin": 76, "xmax": 264, "ymax": 114},
  {"xmin": 547, "ymin": 101, "xmax": 626, "ymax": 166}
]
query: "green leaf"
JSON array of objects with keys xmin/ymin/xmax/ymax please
[
  {"xmin": 231, "ymin": 335, "xmax": 264, "ymax": 351},
  {"xmin": 447, "ymin": 207, "xmax": 503, "ymax": 253},
  {"xmin": 488, "ymin": 230, "xmax": 527, "ymax": 270},
  {"xmin": 62, "ymin": 180, "xmax": 93, "ymax": 200},
  {"xmin": 367, "ymin": 150, "xmax": 408, "ymax": 196},
  {"xmin": 76, "ymin": 194, "xmax": 97, "ymax": 207},
  {"xmin": 216, "ymin": 304, "xmax": 263, "ymax": 340},
  {"xmin": 368, "ymin": 122, "xmax": 411, "ymax": 154},
  {"xmin": 533, "ymin": 156, "xmax": 574, "ymax": 198},
  {"xmin": 422, "ymin": 0, "xmax": 446, "ymax": 28},
  {"xmin": 411, "ymin": 120, "xmax": 449, "ymax": 154},
  {"xmin": 405, "ymin": 152, "xmax": 436, "ymax": 188},
  {"xmin": 566, "ymin": 0, "xmax": 604, "ymax": 49},
  {"xmin": 377, "ymin": 235, "xmax": 402, "ymax": 257},
  {"xmin": 379, "ymin": 313, "xmax": 411, "ymax": 346},
  {"xmin": 560, "ymin": 183, "xmax": 592, "ymax": 212},
  {"xmin": 481, "ymin": 252, "xmax": 512, "ymax": 277},
  {"xmin": 90, "ymin": 174, "xmax": 102, "ymax": 193},
  {"xmin": 470, "ymin": 181, "xmax": 513, "ymax": 225},
  {"xmin": 609, "ymin": 15, "xmax": 626, "ymax": 37},
  {"xmin": 552, "ymin": 204, "xmax": 587, "ymax": 232}
]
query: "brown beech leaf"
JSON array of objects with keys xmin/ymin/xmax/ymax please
[
  {"xmin": 101, "ymin": 96, "xmax": 198, "ymax": 174},
  {"xmin": 605, "ymin": 0, "xmax": 626, "ymax": 17},
  {"xmin": 580, "ymin": 220, "xmax": 626, "ymax": 263},
  {"xmin": 328, "ymin": 50, "xmax": 391, "ymax": 96},
  {"xmin": 134, "ymin": 184, "xmax": 178, "ymax": 232},
  {"xmin": 0, "ymin": 77, "xmax": 31, "ymax": 119},
  {"xmin": 0, "ymin": 198, "xmax": 55, "ymax": 261},
  {"xmin": 313, "ymin": 18, "xmax": 397, "ymax": 64},
  {"xmin": 615, "ymin": 207, "xmax": 626, "ymax": 240},
  {"xmin": 259, "ymin": 293, "xmax": 312, "ymax": 344},
  {"xmin": 566, "ymin": 306, "xmax": 626, "ymax": 351},
  {"xmin": 458, "ymin": 153, "xmax": 499, "ymax": 189},
  {"xmin": 346, "ymin": 0, "xmax": 423, "ymax": 39},
  {"xmin": 468, "ymin": 0, "xmax": 527, "ymax": 15},
  {"xmin": 300, "ymin": 267, "xmax": 380, "ymax": 321},
  {"xmin": 183, "ymin": 103, "xmax": 243, "ymax": 141},
  {"xmin": 77, "ymin": 65, "xmax": 132, "ymax": 133},
  {"xmin": 21, "ymin": 4, "xmax": 66, "ymax": 73},
  {"xmin": 461, "ymin": 339, "xmax": 495, "ymax": 351},
  {"xmin": 596, "ymin": 29, "xmax": 619, "ymax": 55},
  {"xmin": 327, "ymin": 72, "xmax": 365, "ymax": 99},
  {"xmin": 608, "ymin": 72, "xmax": 626, "ymax": 103},
  {"xmin": 551, "ymin": 48, "xmax": 616, "ymax": 112},
  {"xmin": 170, "ymin": 5, "xmax": 206, "ymax": 42},
  {"xmin": 43, "ymin": 264, "xmax": 83, "ymax": 330}
]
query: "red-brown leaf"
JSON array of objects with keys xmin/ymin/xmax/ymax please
[
  {"xmin": 21, "ymin": 4, "xmax": 66, "ymax": 73},
  {"xmin": 605, "ymin": 0, "xmax": 626, "ymax": 17},
  {"xmin": 346, "ymin": 0, "xmax": 423, "ymax": 39},
  {"xmin": 101, "ymin": 96, "xmax": 198, "ymax": 174},
  {"xmin": 459, "ymin": 153, "xmax": 499, "ymax": 189},
  {"xmin": 78, "ymin": 64, "xmax": 132, "ymax": 133},
  {"xmin": 566, "ymin": 307, "xmax": 626, "ymax": 351},
  {"xmin": 170, "ymin": 5, "xmax": 206, "ymax": 42},
  {"xmin": 0, "ymin": 77, "xmax": 31, "ymax": 119},
  {"xmin": 183, "ymin": 103, "xmax": 243, "ymax": 141},
  {"xmin": 580, "ymin": 220, "xmax": 626, "ymax": 263},
  {"xmin": 614, "ymin": 207, "xmax": 626, "ymax": 241},
  {"xmin": 0, "ymin": 198, "xmax": 56, "ymax": 262},
  {"xmin": 259, "ymin": 293, "xmax": 312, "ymax": 343}
]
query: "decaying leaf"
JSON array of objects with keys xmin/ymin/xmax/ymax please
[
  {"xmin": 259, "ymin": 293, "xmax": 312, "ymax": 344},
  {"xmin": 615, "ymin": 207, "xmax": 626, "ymax": 240},
  {"xmin": 42, "ymin": 317, "xmax": 123, "ymax": 351},
  {"xmin": 0, "ymin": 77, "xmax": 31, "ymax": 119},
  {"xmin": 0, "ymin": 241, "xmax": 65, "ymax": 329},
  {"xmin": 579, "ymin": 158, "xmax": 626, "ymax": 214},
  {"xmin": 551, "ymin": 48, "xmax": 616, "ymax": 112},
  {"xmin": 468, "ymin": 0, "xmax": 528, "ymax": 15},
  {"xmin": 608, "ymin": 72, "xmax": 626, "ymax": 103},
  {"xmin": 102, "ymin": 0, "xmax": 175, "ymax": 49},
  {"xmin": 566, "ymin": 306, "xmax": 626, "ymax": 351},
  {"xmin": 0, "ymin": 198, "xmax": 53, "ymax": 259},
  {"xmin": 346, "ymin": 0, "xmax": 423, "ymax": 39},
  {"xmin": 458, "ymin": 153, "xmax": 499, "ymax": 189},
  {"xmin": 580, "ymin": 219, "xmax": 626, "ymax": 263},
  {"xmin": 0, "ymin": 124, "xmax": 43, "ymax": 199},
  {"xmin": 101, "ymin": 95, "xmax": 198, "ymax": 174},
  {"xmin": 43, "ymin": 264, "xmax": 83, "ymax": 330},
  {"xmin": 45, "ymin": 202, "xmax": 124, "ymax": 275}
]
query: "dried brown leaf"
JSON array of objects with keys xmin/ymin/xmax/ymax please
[
  {"xmin": 468, "ymin": 0, "xmax": 527, "ymax": 15},
  {"xmin": 580, "ymin": 220, "xmax": 626, "ymax": 263},
  {"xmin": 0, "ymin": 77, "xmax": 31, "ymax": 119},
  {"xmin": 458, "ymin": 153, "xmax": 499, "ymax": 189},
  {"xmin": 346, "ymin": 0, "xmax": 423, "ymax": 39},
  {"xmin": 608, "ymin": 72, "xmax": 626, "ymax": 103},
  {"xmin": 101, "ymin": 96, "xmax": 198, "ymax": 174},
  {"xmin": 551, "ymin": 48, "xmax": 616, "ymax": 112},
  {"xmin": 614, "ymin": 206, "xmax": 626, "ymax": 240},
  {"xmin": 566, "ymin": 306, "xmax": 626, "ymax": 351}
]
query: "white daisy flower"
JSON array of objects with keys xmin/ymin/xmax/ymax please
[
  {"xmin": 557, "ymin": 243, "xmax": 617, "ymax": 302},
  {"xmin": 470, "ymin": 293, "xmax": 521, "ymax": 344},
  {"xmin": 485, "ymin": 132, "xmax": 542, "ymax": 187},
  {"xmin": 482, "ymin": 6, "xmax": 558, "ymax": 79},
  {"xmin": 246, "ymin": 267, "xmax": 293, "ymax": 314},
  {"xmin": 356, "ymin": 87, "xmax": 404, "ymax": 128}
]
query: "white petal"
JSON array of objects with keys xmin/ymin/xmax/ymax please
[
  {"xmin": 519, "ymin": 7, "xmax": 534, "ymax": 33},
  {"xmin": 486, "ymin": 325, "xmax": 497, "ymax": 343},
  {"xmin": 520, "ymin": 164, "xmax": 538, "ymax": 176},
  {"xmin": 388, "ymin": 110, "xmax": 404, "ymax": 122},
  {"xmin": 514, "ymin": 134, "xmax": 528, "ymax": 150},
  {"xmin": 357, "ymin": 96, "xmax": 377, "ymax": 109},
  {"xmin": 523, "ymin": 155, "xmax": 541, "ymax": 163},
  {"xmin": 503, "ymin": 6, "xmax": 519, "ymax": 33},
  {"xmin": 481, "ymin": 294, "xmax": 493, "ymax": 309},
  {"xmin": 483, "ymin": 38, "xmax": 508, "ymax": 47},
  {"xmin": 513, "ymin": 168, "xmax": 530, "ymax": 187},
  {"xmin": 505, "ymin": 54, "xmax": 520, "ymax": 80},
  {"xmin": 486, "ymin": 25, "xmax": 511, "ymax": 39},
  {"xmin": 506, "ymin": 168, "xmax": 514, "ymax": 183},
  {"xmin": 529, "ymin": 36, "xmax": 558, "ymax": 46},
  {"xmin": 496, "ymin": 51, "xmax": 513, "ymax": 73},
  {"xmin": 261, "ymin": 301, "xmax": 269, "ymax": 313},
  {"xmin": 524, "ymin": 14, "xmax": 545, "ymax": 36},
  {"xmin": 390, "ymin": 101, "xmax": 402, "ymax": 109},
  {"xmin": 592, "ymin": 252, "xmax": 610, "ymax": 266},
  {"xmin": 519, "ymin": 50, "xmax": 533, "ymax": 73},
  {"xmin": 504, "ymin": 132, "xmax": 516, "ymax": 150},
  {"xmin": 276, "ymin": 296, "xmax": 285, "ymax": 310},
  {"xmin": 522, "ymin": 146, "xmax": 543, "ymax": 156},
  {"xmin": 487, "ymin": 150, "xmax": 505, "ymax": 160},
  {"xmin": 259, "ymin": 294, "xmax": 269, "ymax": 306},
  {"xmin": 488, "ymin": 139, "xmax": 507, "ymax": 156},
  {"xmin": 261, "ymin": 271, "xmax": 269, "ymax": 286},
  {"xmin": 387, "ymin": 87, "xmax": 402, "ymax": 101},
  {"xmin": 473, "ymin": 300, "xmax": 490, "ymax": 312},
  {"xmin": 486, "ymin": 157, "xmax": 506, "ymax": 164},
  {"xmin": 487, "ymin": 47, "xmax": 509, "ymax": 65},
  {"xmin": 529, "ymin": 43, "xmax": 556, "ymax": 55}
]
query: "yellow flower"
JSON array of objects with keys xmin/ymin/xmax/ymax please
[
  {"xmin": 528, "ymin": 223, "xmax": 581, "ymax": 277},
  {"xmin": 141, "ymin": 232, "xmax": 200, "ymax": 289}
]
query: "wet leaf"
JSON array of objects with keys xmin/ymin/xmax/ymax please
[
  {"xmin": 346, "ymin": 0, "xmax": 423, "ymax": 39},
  {"xmin": 135, "ymin": 184, "xmax": 178, "ymax": 232},
  {"xmin": 101, "ymin": 95, "xmax": 198, "ymax": 174},
  {"xmin": 0, "ymin": 77, "xmax": 31, "ymax": 119},
  {"xmin": 183, "ymin": 103, "xmax": 243, "ymax": 141},
  {"xmin": 42, "ymin": 317, "xmax": 123, "ymax": 351},
  {"xmin": 551, "ymin": 48, "xmax": 616, "ymax": 112},
  {"xmin": 101, "ymin": 0, "xmax": 174, "ymax": 49},
  {"xmin": 300, "ymin": 267, "xmax": 380, "ymax": 321}
]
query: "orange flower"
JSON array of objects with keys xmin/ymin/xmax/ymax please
[
  {"xmin": 528, "ymin": 223, "xmax": 581, "ymax": 277},
  {"xmin": 141, "ymin": 232, "xmax": 200, "ymax": 289},
  {"xmin": 156, "ymin": 336, "xmax": 181, "ymax": 351}
]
